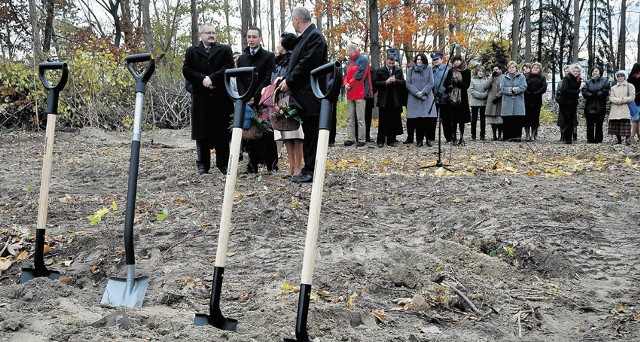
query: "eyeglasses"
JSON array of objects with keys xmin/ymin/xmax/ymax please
[{"xmin": 201, "ymin": 31, "xmax": 215, "ymax": 35}]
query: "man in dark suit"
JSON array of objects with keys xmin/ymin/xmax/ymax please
[
  {"xmin": 374, "ymin": 57, "xmax": 406, "ymax": 147},
  {"xmin": 236, "ymin": 27, "xmax": 277, "ymax": 174},
  {"xmin": 182, "ymin": 24, "xmax": 234, "ymax": 175},
  {"xmin": 278, "ymin": 7, "xmax": 328, "ymax": 183}
]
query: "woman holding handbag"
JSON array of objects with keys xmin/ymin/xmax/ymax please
[{"xmin": 608, "ymin": 70, "xmax": 635, "ymax": 145}]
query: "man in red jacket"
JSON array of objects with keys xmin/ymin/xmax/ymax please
[{"xmin": 343, "ymin": 43, "xmax": 373, "ymax": 147}]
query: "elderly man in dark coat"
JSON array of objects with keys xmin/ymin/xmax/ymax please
[
  {"xmin": 278, "ymin": 7, "xmax": 328, "ymax": 183},
  {"xmin": 374, "ymin": 56, "xmax": 406, "ymax": 147},
  {"xmin": 182, "ymin": 23, "xmax": 234, "ymax": 175}
]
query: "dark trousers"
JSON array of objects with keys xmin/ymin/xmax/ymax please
[
  {"xmin": 302, "ymin": 116, "xmax": 320, "ymax": 175},
  {"xmin": 365, "ymin": 97, "xmax": 374, "ymax": 141},
  {"xmin": 559, "ymin": 104, "xmax": 577, "ymax": 143},
  {"xmin": 377, "ymin": 107, "xmax": 399, "ymax": 144},
  {"xmin": 426, "ymin": 117, "xmax": 437, "ymax": 141},
  {"xmin": 439, "ymin": 104, "xmax": 453, "ymax": 142},
  {"xmin": 502, "ymin": 116, "xmax": 523, "ymax": 141},
  {"xmin": 246, "ymin": 132, "xmax": 278, "ymax": 171},
  {"xmin": 196, "ymin": 132, "xmax": 230, "ymax": 172},
  {"xmin": 471, "ymin": 106, "xmax": 486, "ymax": 139},
  {"xmin": 329, "ymin": 100, "xmax": 337, "ymax": 144},
  {"xmin": 405, "ymin": 118, "xmax": 415, "ymax": 143},
  {"xmin": 586, "ymin": 115, "xmax": 604, "ymax": 143}
]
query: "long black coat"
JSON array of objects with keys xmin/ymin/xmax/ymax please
[
  {"xmin": 237, "ymin": 46, "xmax": 276, "ymax": 105},
  {"xmin": 373, "ymin": 66, "xmax": 407, "ymax": 108},
  {"xmin": 581, "ymin": 77, "xmax": 610, "ymax": 119},
  {"xmin": 285, "ymin": 24, "xmax": 328, "ymax": 117},
  {"xmin": 444, "ymin": 67, "xmax": 471, "ymax": 123},
  {"xmin": 182, "ymin": 41, "xmax": 234, "ymax": 140}
]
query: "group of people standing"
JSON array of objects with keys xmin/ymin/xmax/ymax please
[
  {"xmin": 182, "ymin": 7, "xmax": 640, "ymax": 182},
  {"xmin": 182, "ymin": 7, "xmax": 327, "ymax": 183}
]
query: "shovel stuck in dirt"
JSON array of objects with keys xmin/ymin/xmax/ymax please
[
  {"xmin": 19, "ymin": 62, "xmax": 69, "ymax": 284},
  {"xmin": 194, "ymin": 67, "xmax": 258, "ymax": 330},
  {"xmin": 284, "ymin": 62, "xmax": 342, "ymax": 342},
  {"xmin": 101, "ymin": 53, "xmax": 155, "ymax": 308}
]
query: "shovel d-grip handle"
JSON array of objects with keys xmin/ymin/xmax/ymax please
[
  {"xmin": 38, "ymin": 62, "xmax": 69, "ymax": 114},
  {"xmin": 125, "ymin": 53, "xmax": 156, "ymax": 93},
  {"xmin": 224, "ymin": 67, "xmax": 258, "ymax": 128},
  {"xmin": 224, "ymin": 67, "xmax": 258, "ymax": 102},
  {"xmin": 310, "ymin": 61, "xmax": 342, "ymax": 131}
]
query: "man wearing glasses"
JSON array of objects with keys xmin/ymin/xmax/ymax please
[{"xmin": 183, "ymin": 23, "xmax": 235, "ymax": 175}]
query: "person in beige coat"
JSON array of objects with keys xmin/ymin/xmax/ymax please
[
  {"xmin": 608, "ymin": 70, "xmax": 635, "ymax": 145},
  {"xmin": 485, "ymin": 65, "xmax": 504, "ymax": 140}
]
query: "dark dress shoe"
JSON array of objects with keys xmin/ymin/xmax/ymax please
[
  {"xmin": 416, "ymin": 142, "xmax": 424, "ymax": 147},
  {"xmin": 344, "ymin": 140, "xmax": 354, "ymax": 146},
  {"xmin": 377, "ymin": 143, "xmax": 384, "ymax": 148},
  {"xmin": 403, "ymin": 140, "xmax": 413, "ymax": 145},
  {"xmin": 218, "ymin": 168, "xmax": 227, "ymax": 175},
  {"xmin": 198, "ymin": 168, "xmax": 209, "ymax": 175},
  {"xmin": 426, "ymin": 140, "xmax": 433, "ymax": 147},
  {"xmin": 387, "ymin": 142, "xmax": 395, "ymax": 147},
  {"xmin": 356, "ymin": 142, "xmax": 366, "ymax": 147},
  {"xmin": 291, "ymin": 174, "xmax": 313, "ymax": 183}
]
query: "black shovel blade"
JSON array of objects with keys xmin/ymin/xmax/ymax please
[
  {"xmin": 194, "ymin": 313, "xmax": 238, "ymax": 330},
  {"xmin": 19, "ymin": 267, "xmax": 61, "ymax": 284},
  {"xmin": 194, "ymin": 267, "xmax": 237, "ymax": 330},
  {"xmin": 283, "ymin": 284, "xmax": 312, "ymax": 342}
]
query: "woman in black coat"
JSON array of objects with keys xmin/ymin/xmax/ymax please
[
  {"xmin": 524, "ymin": 62, "xmax": 547, "ymax": 140},
  {"xmin": 556, "ymin": 63, "xmax": 582, "ymax": 144},
  {"xmin": 581, "ymin": 66, "xmax": 610, "ymax": 143},
  {"xmin": 444, "ymin": 55, "xmax": 471, "ymax": 145}
]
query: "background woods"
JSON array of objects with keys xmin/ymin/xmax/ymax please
[{"xmin": 0, "ymin": 0, "xmax": 639, "ymax": 130}]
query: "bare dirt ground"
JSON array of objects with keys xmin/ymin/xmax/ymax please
[{"xmin": 1, "ymin": 124, "xmax": 640, "ymax": 342}]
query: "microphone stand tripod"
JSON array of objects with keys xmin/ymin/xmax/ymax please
[{"xmin": 421, "ymin": 44, "xmax": 457, "ymax": 172}]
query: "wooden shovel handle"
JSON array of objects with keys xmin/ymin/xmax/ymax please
[
  {"xmin": 37, "ymin": 114, "xmax": 56, "ymax": 229},
  {"xmin": 300, "ymin": 129, "xmax": 330, "ymax": 285}
]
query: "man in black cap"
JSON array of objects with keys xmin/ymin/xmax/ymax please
[{"xmin": 431, "ymin": 52, "xmax": 452, "ymax": 142}]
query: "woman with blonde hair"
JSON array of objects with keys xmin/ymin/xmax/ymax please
[{"xmin": 499, "ymin": 61, "xmax": 527, "ymax": 141}]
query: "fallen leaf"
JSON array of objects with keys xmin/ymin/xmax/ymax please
[
  {"xmin": 44, "ymin": 258, "xmax": 54, "ymax": 266},
  {"xmin": 111, "ymin": 200, "xmax": 118, "ymax": 211},
  {"xmin": 239, "ymin": 292, "xmax": 251, "ymax": 301},
  {"xmin": 347, "ymin": 292, "xmax": 358, "ymax": 309},
  {"xmin": 317, "ymin": 289, "xmax": 331, "ymax": 297},
  {"xmin": 59, "ymin": 276, "xmax": 72, "ymax": 283},
  {"xmin": 290, "ymin": 196, "xmax": 299, "ymax": 209},
  {"xmin": 372, "ymin": 310, "xmax": 388, "ymax": 323},
  {"xmin": 183, "ymin": 275, "xmax": 196, "ymax": 289},
  {"xmin": 59, "ymin": 194, "xmax": 73, "ymax": 203},
  {"xmin": 634, "ymin": 313, "xmax": 640, "ymax": 320},
  {"xmin": 43, "ymin": 245, "xmax": 52, "ymax": 254},
  {"xmin": 281, "ymin": 283, "xmax": 299, "ymax": 292},
  {"xmin": 625, "ymin": 157, "xmax": 632, "ymax": 166},
  {"xmin": 90, "ymin": 264, "xmax": 101, "ymax": 274},
  {"xmin": 0, "ymin": 258, "xmax": 13, "ymax": 272},
  {"xmin": 63, "ymin": 259, "xmax": 73, "ymax": 267},
  {"xmin": 17, "ymin": 250, "xmax": 28, "ymax": 261}
]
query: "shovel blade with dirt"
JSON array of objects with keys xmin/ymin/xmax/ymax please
[
  {"xmin": 100, "ymin": 53, "xmax": 155, "ymax": 308},
  {"xmin": 20, "ymin": 62, "xmax": 68, "ymax": 284},
  {"xmin": 193, "ymin": 66, "xmax": 258, "ymax": 330},
  {"xmin": 284, "ymin": 62, "xmax": 342, "ymax": 342}
]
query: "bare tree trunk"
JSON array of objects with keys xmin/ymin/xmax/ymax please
[
  {"xmin": 98, "ymin": 0, "xmax": 123, "ymax": 47},
  {"xmin": 524, "ymin": 0, "xmax": 531, "ymax": 62},
  {"xmin": 637, "ymin": 12, "xmax": 640, "ymax": 64},
  {"xmin": 279, "ymin": 0, "xmax": 285, "ymax": 34},
  {"xmin": 141, "ymin": 0, "xmax": 153, "ymax": 51},
  {"xmin": 43, "ymin": 0, "xmax": 54, "ymax": 52},
  {"xmin": 120, "ymin": 0, "xmax": 134, "ymax": 48},
  {"xmin": 587, "ymin": 0, "xmax": 594, "ymax": 70},
  {"xmin": 225, "ymin": 0, "xmax": 231, "ymax": 40},
  {"xmin": 537, "ymin": 0, "xmax": 542, "ymax": 61},
  {"xmin": 269, "ymin": 0, "xmax": 275, "ymax": 51},
  {"xmin": 241, "ymin": 0, "xmax": 252, "ymax": 50},
  {"xmin": 607, "ymin": 0, "xmax": 616, "ymax": 70},
  {"xmin": 617, "ymin": 0, "xmax": 627, "ymax": 70},
  {"xmin": 572, "ymin": 0, "xmax": 580, "ymax": 63},
  {"xmin": 370, "ymin": 0, "xmax": 380, "ymax": 68},
  {"xmin": 190, "ymin": 0, "xmax": 198, "ymax": 45},
  {"xmin": 437, "ymin": 1, "xmax": 445, "ymax": 51},
  {"xmin": 28, "ymin": 0, "xmax": 42, "ymax": 61},
  {"xmin": 511, "ymin": 0, "xmax": 520, "ymax": 61}
]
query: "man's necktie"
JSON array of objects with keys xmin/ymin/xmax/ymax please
[{"xmin": 205, "ymin": 46, "xmax": 211, "ymax": 54}]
